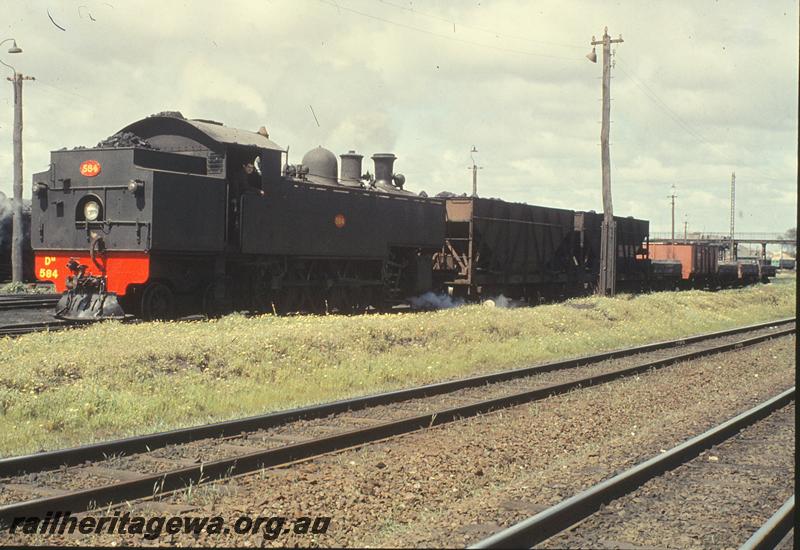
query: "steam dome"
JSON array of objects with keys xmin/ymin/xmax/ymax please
[{"xmin": 302, "ymin": 146, "xmax": 338, "ymax": 186}]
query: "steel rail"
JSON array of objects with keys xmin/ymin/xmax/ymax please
[
  {"xmin": 0, "ymin": 320, "xmax": 73, "ymax": 337},
  {"xmin": 739, "ymin": 495, "xmax": 795, "ymax": 550},
  {"xmin": 0, "ymin": 293, "xmax": 59, "ymax": 300},
  {"xmin": 0, "ymin": 294, "xmax": 60, "ymax": 311},
  {"xmin": 0, "ymin": 317, "xmax": 793, "ymax": 476},
  {"xmin": 0, "ymin": 327, "xmax": 793, "ymax": 524},
  {"xmin": 470, "ymin": 387, "xmax": 795, "ymax": 549}
]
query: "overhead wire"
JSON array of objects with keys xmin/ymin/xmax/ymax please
[
  {"xmin": 614, "ymin": 56, "xmax": 786, "ymax": 183},
  {"xmin": 33, "ymin": 79, "xmax": 93, "ymax": 102},
  {"xmin": 614, "ymin": 58, "xmax": 719, "ymax": 151},
  {"xmin": 317, "ymin": 0, "xmax": 788, "ymax": 186},
  {"xmin": 375, "ymin": 0, "xmax": 585, "ymax": 51},
  {"xmin": 315, "ymin": 0, "xmax": 583, "ymax": 61}
]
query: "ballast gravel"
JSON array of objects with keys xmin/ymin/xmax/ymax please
[
  {"xmin": 4, "ymin": 335, "xmax": 794, "ymax": 548},
  {"xmin": 540, "ymin": 402, "xmax": 795, "ymax": 549}
]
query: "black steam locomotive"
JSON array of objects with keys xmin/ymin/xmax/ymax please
[{"xmin": 28, "ymin": 113, "xmax": 762, "ymax": 320}]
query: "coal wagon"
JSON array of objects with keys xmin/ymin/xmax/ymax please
[{"xmin": 432, "ymin": 197, "xmax": 653, "ymax": 300}]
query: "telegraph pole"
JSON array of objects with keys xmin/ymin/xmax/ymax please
[
  {"xmin": 729, "ymin": 171, "xmax": 735, "ymax": 260},
  {"xmin": 468, "ymin": 145, "xmax": 482, "ymax": 197},
  {"xmin": 8, "ymin": 71, "xmax": 34, "ymax": 282},
  {"xmin": 668, "ymin": 185, "xmax": 677, "ymax": 241},
  {"xmin": 589, "ymin": 27, "xmax": 623, "ymax": 296},
  {"xmin": 1, "ymin": 39, "xmax": 26, "ymax": 282},
  {"xmin": 8, "ymin": 71, "xmax": 35, "ymax": 283},
  {"xmin": 683, "ymin": 218, "xmax": 688, "ymax": 241}
]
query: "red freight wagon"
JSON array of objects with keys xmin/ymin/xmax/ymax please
[{"xmin": 648, "ymin": 243, "xmax": 718, "ymax": 281}]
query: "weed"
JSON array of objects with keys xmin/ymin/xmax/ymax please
[{"xmin": 0, "ymin": 278, "xmax": 794, "ymax": 457}]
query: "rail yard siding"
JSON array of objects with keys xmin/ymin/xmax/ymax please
[{"xmin": 0, "ymin": 277, "xmax": 795, "ymax": 457}]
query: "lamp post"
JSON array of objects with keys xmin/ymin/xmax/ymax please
[{"xmin": 1, "ymin": 38, "xmax": 32, "ymax": 283}]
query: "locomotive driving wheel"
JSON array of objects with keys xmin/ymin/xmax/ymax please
[{"xmin": 141, "ymin": 282, "xmax": 175, "ymax": 320}]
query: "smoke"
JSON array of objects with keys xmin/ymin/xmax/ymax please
[
  {"xmin": 409, "ymin": 291, "xmax": 465, "ymax": 310},
  {"xmin": 0, "ymin": 191, "xmax": 33, "ymax": 281},
  {"xmin": 0, "ymin": 191, "xmax": 10, "ymax": 250},
  {"xmin": 328, "ymin": 111, "xmax": 398, "ymax": 154},
  {"xmin": 0, "ymin": 192, "xmax": 31, "ymax": 248},
  {"xmin": 408, "ymin": 292, "xmax": 522, "ymax": 310},
  {"xmin": 481, "ymin": 294, "xmax": 520, "ymax": 308}
]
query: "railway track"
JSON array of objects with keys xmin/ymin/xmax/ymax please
[
  {"xmin": 0, "ymin": 294, "xmax": 60, "ymax": 311},
  {"xmin": 740, "ymin": 495, "xmax": 795, "ymax": 550},
  {"xmin": 470, "ymin": 387, "xmax": 795, "ymax": 549},
  {"xmin": 0, "ymin": 320, "xmax": 74, "ymax": 337},
  {"xmin": 0, "ymin": 318, "xmax": 794, "ymax": 525},
  {"xmin": 0, "ymin": 310, "xmax": 142, "ymax": 338},
  {"xmin": 0, "ymin": 294, "xmax": 69, "ymax": 337}
]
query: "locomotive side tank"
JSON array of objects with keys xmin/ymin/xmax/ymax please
[{"xmin": 240, "ymin": 180, "xmax": 443, "ymax": 258}]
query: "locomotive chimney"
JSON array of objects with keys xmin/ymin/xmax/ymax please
[
  {"xmin": 372, "ymin": 153, "xmax": 396, "ymax": 188},
  {"xmin": 340, "ymin": 150, "xmax": 363, "ymax": 186}
]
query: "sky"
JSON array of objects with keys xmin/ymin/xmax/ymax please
[{"xmin": 0, "ymin": 0, "xmax": 797, "ymax": 235}]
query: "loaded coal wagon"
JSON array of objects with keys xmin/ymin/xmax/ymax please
[
  {"xmin": 432, "ymin": 197, "xmax": 580, "ymax": 300},
  {"xmin": 431, "ymin": 197, "xmax": 651, "ymax": 301}
]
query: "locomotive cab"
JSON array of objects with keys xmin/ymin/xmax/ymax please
[{"xmin": 223, "ymin": 143, "xmax": 282, "ymax": 245}]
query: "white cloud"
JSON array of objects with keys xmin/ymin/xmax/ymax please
[{"xmin": 0, "ymin": 0, "xmax": 796, "ymax": 235}]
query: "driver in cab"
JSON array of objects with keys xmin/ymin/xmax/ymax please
[
  {"xmin": 228, "ymin": 161, "xmax": 264, "ymax": 241},
  {"xmin": 231, "ymin": 161, "xmax": 264, "ymax": 201}
]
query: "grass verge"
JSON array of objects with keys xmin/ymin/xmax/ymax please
[{"xmin": 0, "ymin": 276, "xmax": 795, "ymax": 457}]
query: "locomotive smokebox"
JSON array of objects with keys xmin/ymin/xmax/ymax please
[
  {"xmin": 340, "ymin": 150, "xmax": 363, "ymax": 187},
  {"xmin": 372, "ymin": 153, "xmax": 397, "ymax": 189},
  {"xmin": 302, "ymin": 146, "xmax": 338, "ymax": 186}
]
